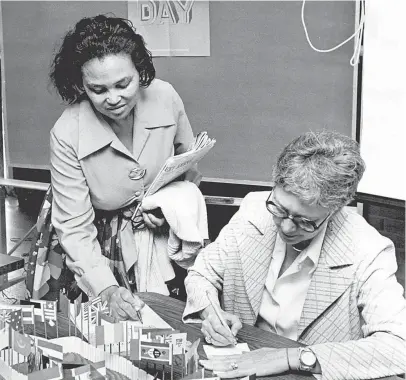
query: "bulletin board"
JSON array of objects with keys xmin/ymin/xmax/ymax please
[{"xmin": 1, "ymin": 1, "xmax": 356, "ymax": 184}]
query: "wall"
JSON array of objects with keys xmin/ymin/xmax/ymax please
[{"xmin": 363, "ymin": 204, "xmax": 405, "ymax": 288}]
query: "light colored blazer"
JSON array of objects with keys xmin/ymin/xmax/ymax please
[
  {"xmin": 50, "ymin": 79, "xmax": 200, "ymax": 296},
  {"xmin": 184, "ymin": 192, "xmax": 406, "ymax": 380}
]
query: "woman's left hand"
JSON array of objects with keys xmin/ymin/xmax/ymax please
[
  {"xmin": 199, "ymin": 348, "xmax": 289, "ymax": 378},
  {"xmin": 139, "ymin": 201, "xmax": 166, "ymax": 229},
  {"xmin": 141, "ymin": 210, "xmax": 165, "ymax": 229}
]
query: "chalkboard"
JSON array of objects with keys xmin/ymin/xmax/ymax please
[{"xmin": 1, "ymin": 1, "xmax": 356, "ymax": 184}]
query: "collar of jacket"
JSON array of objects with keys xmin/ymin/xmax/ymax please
[
  {"xmin": 77, "ymin": 88, "xmax": 176, "ymax": 161},
  {"xmin": 246, "ymin": 197, "xmax": 355, "ymax": 268}
]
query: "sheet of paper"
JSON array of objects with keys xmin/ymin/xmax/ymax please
[
  {"xmin": 203, "ymin": 342, "xmax": 250, "ymax": 359},
  {"xmin": 126, "ymin": 304, "xmax": 173, "ymax": 330}
]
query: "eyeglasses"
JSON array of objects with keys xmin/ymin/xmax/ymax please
[{"xmin": 265, "ymin": 190, "xmax": 329, "ymax": 233}]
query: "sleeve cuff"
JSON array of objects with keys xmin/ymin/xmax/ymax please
[{"xmin": 77, "ymin": 265, "xmax": 118, "ymax": 297}]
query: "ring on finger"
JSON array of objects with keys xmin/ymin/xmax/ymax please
[
  {"xmin": 230, "ymin": 362, "xmax": 238, "ymax": 370},
  {"xmin": 205, "ymin": 336, "xmax": 212, "ymax": 343}
]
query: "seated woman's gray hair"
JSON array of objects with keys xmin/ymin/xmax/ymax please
[{"xmin": 273, "ymin": 130, "xmax": 366, "ymax": 211}]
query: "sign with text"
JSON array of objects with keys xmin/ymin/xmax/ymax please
[{"xmin": 128, "ymin": 0, "xmax": 210, "ymax": 56}]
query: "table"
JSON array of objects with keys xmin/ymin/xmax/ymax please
[{"xmin": 139, "ymin": 293, "xmax": 304, "ymax": 380}]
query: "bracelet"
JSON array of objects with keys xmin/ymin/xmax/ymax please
[{"xmin": 286, "ymin": 348, "xmax": 291, "ymax": 370}]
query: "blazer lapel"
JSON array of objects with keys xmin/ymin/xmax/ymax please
[
  {"xmin": 298, "ymin": 209, "xmax": 355, "ymax": 338},
  {"xmin": 241, "ymin": 208, "xmax": 278, "ymax": 318},
  {"xmin": 132, "ymin": 121, "xmax": 151, "ymax": 162}
]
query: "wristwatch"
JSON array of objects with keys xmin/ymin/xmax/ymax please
[{"xmin": 298, "ymin": 347, "xmax": 317, "ymax": 371}]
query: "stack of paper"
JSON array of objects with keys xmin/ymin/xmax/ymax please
[{"xmin": 146, "ymin": 131, "xmax": 216, "ymax": 197}]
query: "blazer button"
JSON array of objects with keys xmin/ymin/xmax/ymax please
[
  {"xmin": 128, "ymin": 168, "xmax": 146, "ymax": 180},
  {"xmin": 135, "ymin": 191, "xmax": 141, "ymax": 197}
]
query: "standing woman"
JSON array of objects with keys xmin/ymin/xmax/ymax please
[{"xmin": 26, "ymin": 15, "xmax": 201, "ymax": 321}]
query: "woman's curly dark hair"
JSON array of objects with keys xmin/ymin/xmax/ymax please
[{"xmin": 50, "ymin": 15, "xmax": 155, "ymax": 104}]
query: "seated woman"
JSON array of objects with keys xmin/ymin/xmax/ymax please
[
  {"xmin": 184, "ymin": 131, "xmax": 406, "ymax": 380},
  {"xmin": 26, "ymin": 15, "xmax": 202, "ymax": 321}
]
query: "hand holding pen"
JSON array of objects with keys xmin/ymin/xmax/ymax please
[
  {"xmin": 200, "ymin": 290, "xmax": 242, "ymax": 347},
  {"xmin": 118, "ymin": 268, "xmax": 144, "ymax": 323},
  {"xmin": 100, "ymin": 269, "xmax": 145, "ymax": 322}
]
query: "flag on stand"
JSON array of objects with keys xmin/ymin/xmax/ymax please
[
  {"xmin": 58, "ymin": 292, "xmax": 70, "ymax": 318},
  {"xmin": 140, "ymin": 341, "xmax": 172, "ymax": 364},
  {"xmin": 171, "ymin": 332, "xmax": 187, "ymax": 355},
  {"xmin": 0, "ymin": 304, "xmax": 35, "ymax": 325},
  {"xmin": 20, "ymin": 300, "xmax": 45, "ymax": 322},
  {"xmin": 130, "ymin": 335, "xmax": 141, "ymax": 360},
  {"xmin": 21, "ymin": 305, "xmax": 35, "ymax": 325},
  {"xmin": 0, "ymin": 308, "xmax": 23, "ymax": 332},
  {"xmin": 12, "ymin": 330, "xmax": 31, "ymax": 356},
  {"xmin": 27, "ymin": 364, "xmax": 63, "ymax": 380},
  {"xmin": 95, "ymin": 325, "xmax": 105, "ymax": 346},
  {"xmin": 29, "ymin": 300, "xmax": 57, "ymax": 326},
  {"xmin": 185, "ymin": 338, "xmax": 200, "ymax": 375},
  {"xmin": 36, "ymin": 338, "xmax": 64, "ymax": 362},
  {"xmin": 81, "ymin": 296, "xmax": 102, "ymax": 323},
  {"xmin": 95, "ymin": 308, "xmax": 115, "ymax": 325},
  {"xmin": 94, "ymin": 323, "xmax": 124, "ymax": 345},
  {"xmin": 104, "ymin": 322, "xmax": 124, "ymax": 344},
  {"xmin": 41, "ymin": 301, "xmax": 57, "ymax": 326},
  {"xmin": 73, "ymin": 296, "xmax": 82, "ymax": 317},
  {"xmin": 142, "ymin": 328, "xmax": 174, "ymax": 343}
]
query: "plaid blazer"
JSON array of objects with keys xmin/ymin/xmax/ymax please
[{"xmin": 184, "ymin": 192, "xmax": 406, "ymax": 380}]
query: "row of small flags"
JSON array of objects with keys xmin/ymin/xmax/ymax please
[
  {"xmin": 0, "ymin": 299, "xmax": 58, "ymax": 338},
  {"xmin": 0, "ymin": 293, "xmax": 224, "ymax": 379}
]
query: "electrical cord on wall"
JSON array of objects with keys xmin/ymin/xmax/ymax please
[{"xmin": 301, "ymin": 0, "xmax": 365, "ymax": 66}]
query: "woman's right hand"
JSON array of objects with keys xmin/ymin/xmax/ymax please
[
  {"xmin": 200, "ymin": 305, "xmax": 242, "ymax": 346},
  {"xmin": 100, "ymin": 286, "xmax": 145, "ymax": 321}
]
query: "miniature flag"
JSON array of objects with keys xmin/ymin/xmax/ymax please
[
  {"xmin": 0, "ymin": 308, "xmax": 23, "ymax": 331},
  {"xmin": 241, "ymin": 375, "xmax": 256, "ymax": 380},
  {"xmin": 130, "ymin": 336, "xmax": 141, "ymax": 360},
  {"xmin": 81, "ymin": 296, "xmax": 102, "ymax": 322},
  {"xmin": 171, "ymin": 332, "xmax": 187, "ymax": 355},
  {"xmin": 185, "ymin": 338, "xmax": 200, "ymax": 375},
  {"xmin": 74, "ymin": 295, "xmax": 82, "ymax": 317},
  {"xmin": 42, "ymin": 301, "xmax": 57, "ymax": 325},
  {"xmin": 140, "ymin": 341, "xmax": 172, "ymax": 364},
  {"xmin": 30, "ymin": 300, "xmax": 57, "ymax": 325},
  {"xmin": 81, "ymin": 302, "xmax": 89, "ymax": 322},
  {"xmin": 36, "ymin": 338, "xmax": 64, "ymax": 361},
  {"xmin": 1, "ymin": 304, "xmax": 35, "ymax": 325},
  {"xmin": 97, "ymin": 322, "xmax": 124, "ymax": 345},
  {"xmin": 27, "ymin": 364, "xmax": 63, "ymax": 380},
  {"xmin": 12, "ymin": 330, "xmax": 31, "ymax": 356},
  {"xmin": 0, "ymin": 326, "xmax": 9, "ymax": 349},
  {"xmin": 142, "ymin": 328, "xmax": 174, "ymax": 343},
  {"xmin": 96, "ymin": 309, "xmax": 116, "ymax": 325},
  {"xmin": 21, "ymin": 305, "xmax": 35, "ymax": 325},
  {"xmin": 95, "ymin": 325, "xmax": 105, "ymax": 346},
  {"xmin": 58, "ymin": 292, "xmax": 70, "ymax": 317},
  {"xmin": 20, "ymin": 300, "xmax": 45, "ymax": 322}
]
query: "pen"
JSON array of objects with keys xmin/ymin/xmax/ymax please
[
  {"xmin": 206, "ymin": 290, "xmax": 237, "ymax": 346},
  {"xmin": 118, "ymin": 268, "xmax": 143, "ymax": 324}
]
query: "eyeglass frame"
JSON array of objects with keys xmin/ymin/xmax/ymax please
[{"xmin": 265, "ymin": 190, "xmax": 330, "ymax": 232}]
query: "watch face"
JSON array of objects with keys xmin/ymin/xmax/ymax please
[{"xmin": 301, "ymin": 350, "xmax": 317, "ymax": 366}]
